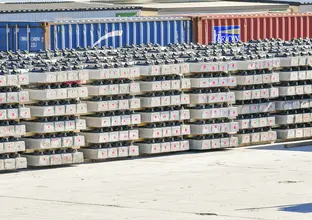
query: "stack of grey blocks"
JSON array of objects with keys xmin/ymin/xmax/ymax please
[
  {"xmin": 80, "ymin": 60, "xmax": 141, "ymax": 160},
  {"xmin": 135, "ymin": 63, "xmax": 191, "ymax": 154},
  {"xmin": 186, "ymin": 61, "xmax": 239, "ymax": 150},
  {"xmin": 1, "ymin": 40, "xmax": 312, "ymax": 170},
  {"xmin": 0, "ymin": 70, "xmax": 30, "ymax": 170},
  {"xmin": 22, "ymin": 66, "xmax": 88, "ymax": 167}
]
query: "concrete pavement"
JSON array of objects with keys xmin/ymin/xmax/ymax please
[{"xmin": 0, "ymin": 145, "xmax": 311, "ymax": 220}]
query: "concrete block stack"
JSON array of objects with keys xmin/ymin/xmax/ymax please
[
  {"xmin": 232, "ymin": 56, "xmax": 279, "ymax": 146},
  {"xmin": 135, "ymin": 56, "xmax": 191, "ymax": 155},
  {"xmin": 0, "ymin": 52, "xmax": 30, "ymax": 170},
  {"xmin": 185, "ymin": 55, "xmax": 239, "ymax": 150},
  {"xmin": 80, "ymin": 50, "xmax": 141, "ymax": 160},
  {"xmin": 1, "ymin": 38, "xmax": 312, "ymax": 171},
  {"xmin": 275, "ymin": 55, "xmax": 312, "ymax": 140},
  {"xmin": 21, "ymin": 52, "xmax": 87, "ymax": 167}
]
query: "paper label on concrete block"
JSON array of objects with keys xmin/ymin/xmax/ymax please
[
  {"xmin": 119, "ymin": 131, "xmax": 129, "ymax": 141},
  {"xmin": 161, "ymin": 142, "xmax": 171, "ymax": 152},
  {"xmin": 50, "ymin": 155, "xmax": 62, "ymax": 165}
]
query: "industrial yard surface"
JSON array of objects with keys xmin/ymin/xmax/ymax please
[{"xmin": 0, "ymin": 146, "xmax": 311, "ymax": 220}]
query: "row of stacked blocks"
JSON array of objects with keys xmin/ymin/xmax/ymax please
[
  {"xmin": 135, "ymin": 62, "xmax": 191, "ymax": 154},
  {"xmin": 2, "ymin": 44, "xmax": 312, "ymax": 169},
  {"xmin": 80, "ymin": 61, "xmax": 141, "ymax": 160},
  {"xmin": 21, "ymin": 66, "xmax": 88, "ymax": 166},
  {"xmin": 0, "ymin": 70, "xmax": 29, "ymax": 170}
]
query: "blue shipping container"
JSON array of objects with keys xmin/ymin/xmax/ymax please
[
  {"xmin": 0, "ymin": 22, "xmax": 45, "ymax": 52},
  {"xmin": 0, "ymin": 17, "xmax": 192, "ymax": 52}
]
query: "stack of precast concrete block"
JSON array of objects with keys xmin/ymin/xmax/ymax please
[
  {"xmin": 0, "ymin": 38, "xmax": 312, "ymax": 170},
  {"xmin": 185, "ymin": 57, "xmax": 239, "ymax": 150},
  {"xmin": 0, "ymin": 52, "xmax": 30, "ymax": 170},
  {"xmin": 135, "ymin": 57, "xmax": 191, "ymax": 154},
  {"xmin": 232, "ymin": 57, "xmax": 280, "ymax": 146},
  {"xmin": 275, "ymin": 59, "xmax": 312, "ymax": 140},
  {"xmin": 21, "ymin": 52, "xmax": 87, "ymax": 167},
  {"xmin": 80, "ymin": 50, "xmax": 141, "ymax": 160}
]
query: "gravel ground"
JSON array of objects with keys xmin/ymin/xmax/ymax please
[{"xmin": 0, "ymin": 145, "xmax": 311, "ymax": 220}]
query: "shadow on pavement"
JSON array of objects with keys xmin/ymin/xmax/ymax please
[
  {"xmin": 250, "ymin": 145, "xmax": 312, "ymax": 152},
  {"xmin": 280, "ymin": 203, "xmax": 312, "ymax": 213}
]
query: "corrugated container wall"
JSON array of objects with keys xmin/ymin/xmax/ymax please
[
  {"xmin": 0, "ymin": 17, "xmax": 192, "ymax": 52},
  {"xmin": 193, "ymin": 13, "xmax": 312, "ymax": 44},
  {"xmin": 48, "ymin": 17, "xmax": 192, "ymax": 50},
  {"xmin": 0, "ymin": 22, "xmax": 44, "ymax": 52}
]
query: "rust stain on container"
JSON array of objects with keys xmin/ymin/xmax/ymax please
[{"xmin": 193, "ymin": 13, "xmax": 312, "ymax": 44}]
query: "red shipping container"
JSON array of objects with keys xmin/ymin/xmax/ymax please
[{"xmin": 192, "ymin": 13, "xmax": 312, "ymax": 44}]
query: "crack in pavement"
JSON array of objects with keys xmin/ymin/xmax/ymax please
[{"xmin": 0, "ymin": 195, "xmax": 274, "ymax": 220}]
